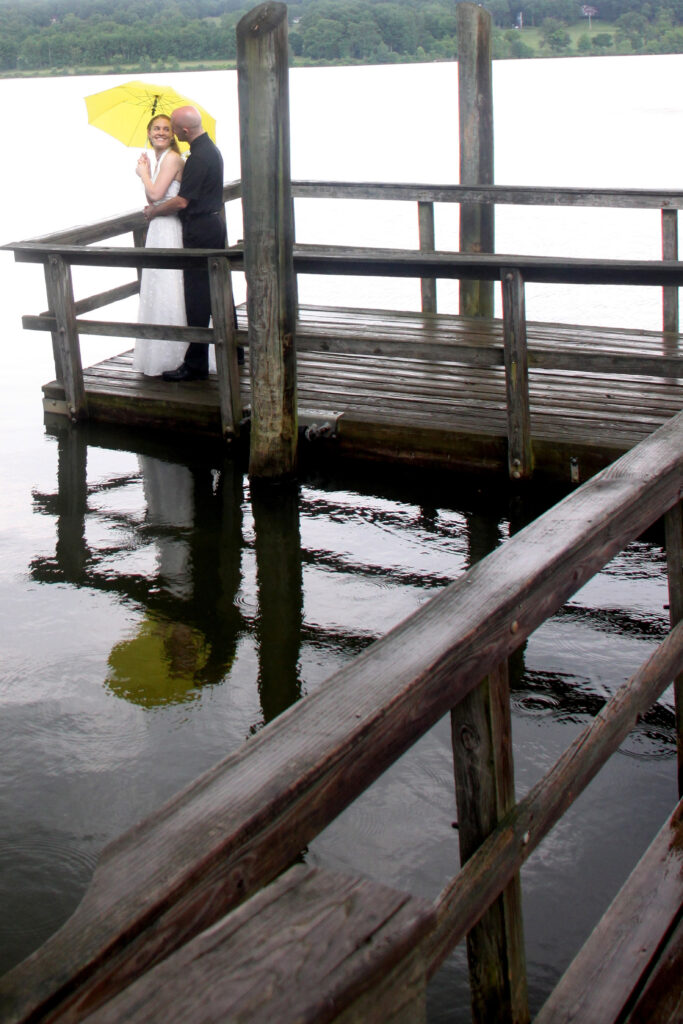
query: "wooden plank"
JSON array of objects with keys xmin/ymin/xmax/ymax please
[
  {"xmin": 289, "ymin": 181, "xmax": 683, "ymax": 211},
  {"xmin": 81, "ymin": 866, "xmax": 434, "ymax": 1024},
  {"xmin": 6, "ymin": 180, "xmax": 683, "ymax": 255},
  {"xmin": 622, "ymin": 913, "xmax": 683, "ymax": 1024},
  {"xmin": 534, "ymin": 799, "xmax": 683, "ymax": 1024},
  {"xmin": 24, "ymin": 315, "xmax": 211, "ymax": 346},
  {"xmin": 10, "ymin": 242, "xmax": 683, "ymax": 289},
  {"xmin": 665, "ymin": 501, "xmax": 683, "ymax": 796},
  {"xmin": 2, "ymin": 415, "xmax": 681, "ymax": 1023},
  {"xmin": 25, "ymin": 310, "xmax": 683, "ymax": 379}
]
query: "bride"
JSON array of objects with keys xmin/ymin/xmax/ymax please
[{"xmin": 133, "ymin": 115, "xmax": 188, "ymax": 377}]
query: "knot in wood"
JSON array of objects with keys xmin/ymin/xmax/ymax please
[{"xmin": 460, "ymin": 724, "xmax": 479, "ymax": 751}]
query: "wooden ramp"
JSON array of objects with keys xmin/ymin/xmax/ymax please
[{"xmin": 42, "ymin": 304, "xmax": 683, "ymax": 481}]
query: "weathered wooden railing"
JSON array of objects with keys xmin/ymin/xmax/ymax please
[
  {"xmin": 289, "ymin": 180, "xmax": 683, "ymax": 330},
  {"xmin": 1, "ymin": 412, "xmax": 682, "ymax": 1023},
  {"xmin": 4, "ymin": 178, "xmax": 683, "ymax": 478},
  {"xmin": 6, "ymin": 233, "xmax": 683, "ymax": 480}
]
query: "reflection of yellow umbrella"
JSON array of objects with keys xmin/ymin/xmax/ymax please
[
  {"xmin": 105, "ymin": 615, "xmax": 211, "ymax": 708},
  {"xmin": 85, "ymin": 80, "xmax": 216, "ymax": 153}
]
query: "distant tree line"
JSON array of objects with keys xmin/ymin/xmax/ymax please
[{"xmin": 1, "ymin": 0, "xmax": 683, "ymax": 74}]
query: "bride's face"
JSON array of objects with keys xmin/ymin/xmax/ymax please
[{"xmin": 148, "ymin": 118, "xmax": 174, "ymax": 150}]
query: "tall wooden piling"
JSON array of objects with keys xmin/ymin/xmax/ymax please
[
  {"xmin": 237, "ymin": 1, "xmax": 298, "ymax": 481},
  {"xmin": 457, "ymin": 2, "xmax": 494, "ymax": 319}
]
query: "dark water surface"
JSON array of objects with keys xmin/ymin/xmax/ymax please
[{"xmin": 0, "ymin": 414, "xmax": 677, "ymax": 1020}]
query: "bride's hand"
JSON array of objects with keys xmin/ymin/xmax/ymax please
[{"xmin": 136, "ymin": 153, "xmax": 150, "ymax": 178}]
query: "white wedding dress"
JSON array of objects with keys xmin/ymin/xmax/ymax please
[{"xmin": 133, "ymin": 151, "xmax": 188, "ymax": 376}]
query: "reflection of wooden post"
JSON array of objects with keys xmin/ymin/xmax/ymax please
[
  {"xmin": 237, "ymin": 1, "xmax": 297, "ymax": 481},
  {"xmin": 252, "ymin": 482, "xmax": 302, "ymax": 723},
  {"xmin": 457, "ymin": 2, "xmax": 494, "ymax": 319},
  {"xmin": 451, "ymin": 512, "xmax": 529, "ymax": 1024},
  {"xmin": 45, "ymin": 255, "xmax": 86, "ymax": 419},
  {"xmin": 665, "ymin": 500, "xmax": 683, "ymax": 796},
  {"xmin": 56, "ymin": 426, "xmax": 88, "ymax": 580},
  {"xmin": 209, "ymin": 257, "xmax": 242, "ymax": 439}
]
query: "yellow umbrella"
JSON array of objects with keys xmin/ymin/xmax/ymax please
[{"xmin": 85, "ymin": 80, "xmax": 216, "ymax": 153}]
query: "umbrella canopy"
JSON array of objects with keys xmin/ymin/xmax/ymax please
[{"xmin": 85, "ymin": 80, "xmax": 216, "ymax": 152}]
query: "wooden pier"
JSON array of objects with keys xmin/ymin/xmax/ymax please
[{"xmin": 39, "ymin": 296, "xmax": 683, "ymax": 482}]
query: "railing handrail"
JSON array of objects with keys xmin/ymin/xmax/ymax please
[
  {"xmin": 7, "ymin": 240, "xmax": 683, "ymax": 290},
  {"xmin": 4, "ymin": 179, "xmax": 683, "ymax": 250},
  {"xmin": 2, "ymin": 411, "xmax": 681, "ymax": 1023},
  {"xmin": 291, "ymin": 180, "xmax": 683, "ymax": 210}
]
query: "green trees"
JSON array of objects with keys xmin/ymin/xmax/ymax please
[{"xmin": 1, "ymin": 0, "xmax": 683, "ymax": 74}]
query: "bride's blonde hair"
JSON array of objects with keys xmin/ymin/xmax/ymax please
[{"xmin": 146, "ymin": 115, "xmax": 181, "ymax": 154}]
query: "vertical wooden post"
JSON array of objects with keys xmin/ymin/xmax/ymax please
[
  {"xmin": 662, "ymin": 209, "xmax": 679, "ymax": 334},
  {"xmin": 209, "ymin": 257, "xmax": 242, "ymax": 439},
  {"xmin": 45, "ymin": 254, "xmax": 86, "ymax": 421},
  {"xmin": 451, "ymin": 663, "xmax": 529, "ymax": 1024},
  {"xmin": 133, "ymin": 225, "xmax": 147, "ymax": 293},
  {"xmin": 237, "ymin": 1, "xmax": 297, "ymax": 481},
  {"xmin": 502, "ymin": 270, "xmax": 532, "ymax": 480},
  {"xmin": 665, "ymin": 501, "xmax": 683, "ymax": 796},
  {"xmin": 418, "ymin": 201, "xmax": 437, "ymax": 314},
  {"xmin": 452, "ymin": 514, "xmax": 529, "ymax": 1024},
  {"xmin": 43, "ymin": 262, "xmax": 65, "ymax": 382},
  {"xmin": 457, "ymin": 2, "xmax": 494, "ymax": 319}
]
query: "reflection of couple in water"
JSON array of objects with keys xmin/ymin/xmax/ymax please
[{"xmin": 106, "ymin": 455, "xmax": 242, "ymax": 708}]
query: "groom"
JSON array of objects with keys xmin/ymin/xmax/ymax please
[{"xmin": 144, "ymin": 105, "xmax": 226, "ymax": 382}]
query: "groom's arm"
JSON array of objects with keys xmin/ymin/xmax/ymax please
[{"xmin": 144, "ymin": 195, "xmax": 189, "ymax": 221}]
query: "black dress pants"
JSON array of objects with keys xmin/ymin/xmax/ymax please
[{"xmin": 182, "ymin": 213, "xmax": 226, "ymax": 374}]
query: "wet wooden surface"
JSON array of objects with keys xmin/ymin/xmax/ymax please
[{"xmin": 41, "ymin": 304, "xmax": 683, "ymax": 481}]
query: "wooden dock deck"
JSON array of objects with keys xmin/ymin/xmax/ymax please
[{"xmin": 41, "ymin": 303, "xmax": 683, "ymax": 482}]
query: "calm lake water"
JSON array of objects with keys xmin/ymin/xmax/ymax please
[{"xmin": 0, "ymin": 55, "xmax": 681, "ymax": 1020}]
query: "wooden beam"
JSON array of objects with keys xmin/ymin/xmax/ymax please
[
  {"xmin": 502, "ymin": 269, "xmax": 532, "ymax": 480},
  {"xmin": 457, "ymin": 2, "xmax": 494, "ymax": 318},
  {"xmin": 76, "ymin": 867, "xmax": 434, "ymax": 1024},
  {"xmin": 209, "ymin": 257, "xmax": 241, "ymax": 439},
  {"xmin": 662, "ymin": 208, "xmax": 679, "ymax": 334},
  {"xmin": 418, "ymin": 201, "xmax": 437, "ymax": 314},
  {"xmin": 451, "ymin": 661, "xmax": 529, "ymax": 1024},
  {"xmin": 45, "ymin": 255, "xmax": 85, "ymax": 421},
  {"xmin": 237, "ymin": 0, "xmax": 298, "ymax": 481},
  {"xmin": 665, "ymin": 501, "xmax": 683, "ymax": 797}
]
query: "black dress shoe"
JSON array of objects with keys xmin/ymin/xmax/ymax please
[{"xmin": 162, "ymin": 365, "xmax": 208, "ymax": 382}]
